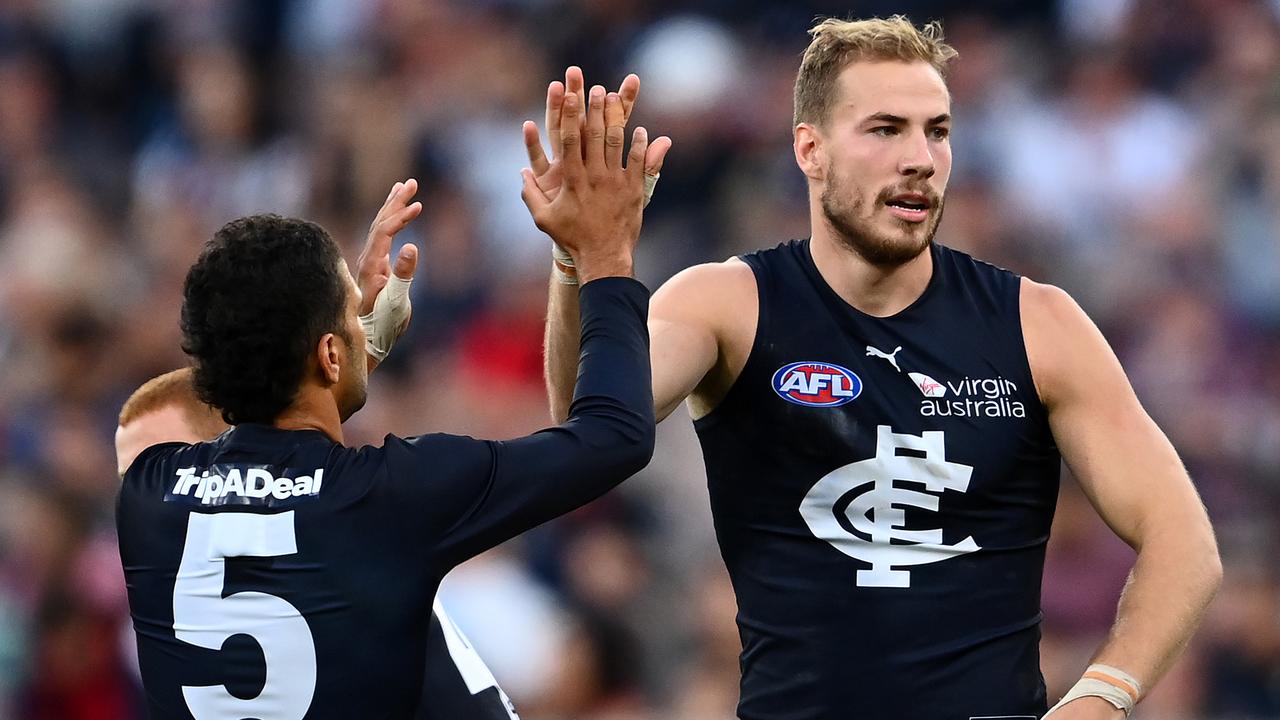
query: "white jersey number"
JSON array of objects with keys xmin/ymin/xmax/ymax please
[
  {"xmin": 434, "ymin": 599, "xmax": 519, "ymax": 718},
  {"xmin": 173, "ymin": 511, "xmax": 317, "ymax": 719}
]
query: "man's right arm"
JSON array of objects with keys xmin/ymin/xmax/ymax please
[
  {"xmin": 546, "ymin": 261, "xmax": 736, "ymax": 424},
  {"xmin": 545, "ymin": 274, "xmax": 581, "ymax": 422},
  {"xmin": 401, "ymin": 274, "xmax": 654, "ymax": 569},
  {"xmin": 400, "ymin": 76, "xmax": 668, "ymax": 568}
]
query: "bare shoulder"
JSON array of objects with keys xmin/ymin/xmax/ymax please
[
  {"xmin": 652, "ymin": 258, "xmax": 759, "ymax": 419},
  {"xmin": 1019, "ymin": 277, "xmax": 1120, "ymax": 408},
  {"xmin": 653, "ymin": 257, "xmax": 757, "ymax": 351},
  {"xmin": 1020, "ymin": 277, "xmax": 1086, "ymax": 327},
  {"xmin": 652, "ymin": 257, "xmax": 756, "ymax": 314}
]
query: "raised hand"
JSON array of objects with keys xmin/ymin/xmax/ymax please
[
  {"xmin": 357, "ymin": 179, "xmax": 422, "ymax": 315},
  {"xmin": 520, "ymin": 85, "xmax": 671, "ymax": 283},
  {"xmin": 356, "ymin": 179, "xmax": 423, "ymax": 366},
  {"xmin": 523, "ymin": 67, "xmax": 668, "ymax": 204}
]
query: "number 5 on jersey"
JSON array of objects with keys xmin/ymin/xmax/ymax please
[{"xmin": 174, "ymin": 511, "xmax": 317, "ymax": 719}]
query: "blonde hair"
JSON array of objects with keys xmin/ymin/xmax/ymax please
[
  {"xmin": 793, "ymin": 15, "xmax": 958, "ymax": 127},
  {"xmin": 118, "ymin": 368, "xmax": 228, "ymax": 439}
]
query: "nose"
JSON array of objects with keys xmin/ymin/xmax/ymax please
[{"xmin": 898, "ymin": 130, "xmax": 935, "ymax": 179}]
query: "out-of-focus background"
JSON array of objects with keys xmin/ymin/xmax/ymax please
[{"xmin": 0, "ymin": 0, "xmax": 1277, "ymax": 717}]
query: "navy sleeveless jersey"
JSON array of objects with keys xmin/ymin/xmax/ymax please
[
  {"xmin": 693, "ymin": 240, "xmax": 1061, "ymax": 720},
  {"xmin": 117, "ymin": 277, "xmax": 651, "ymax": 720},
  {"xmin": 119, "ymin": 429, "xmax": 519, "ymax": 720}
]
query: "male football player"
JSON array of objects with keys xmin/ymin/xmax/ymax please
[
  {"xmin": 118, "ymin": 80, "xmax": 667, "ymax": 718},
  {"xmin": 116, "ymin": 367, "xmax": 519, "ymax": 719},
  {"xmin": 533, "ymin": 18, "xmax": 1221, "ymax": 720}
]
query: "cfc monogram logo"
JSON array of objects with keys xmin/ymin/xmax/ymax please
[{"xmin": 799, "ymin": 425, "xmax": 980, "ymax": 588}]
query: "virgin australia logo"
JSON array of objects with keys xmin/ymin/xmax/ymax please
[
  {"xmin": 917, "ymin": 376, "xmax": 1025, "ymax": 418},
  {"xmin": 799, "ymin": 425, "xmax": 979, "ymax": 588},
  {"xmin": 908, "ymin": 372, "xmax": 946, "ymax": 397}
]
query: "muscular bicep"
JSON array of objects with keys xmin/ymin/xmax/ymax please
[
  {"xmin": 649, "ymin": 261, "xmax": 756, "ymax": 422},
  {"xmin": 1023, "ymin": 280, "xmax": 1210, "ymax": 549},
  {"xmin": 650, "ymin": 314, "xmax": 718, "ymax": 422}
]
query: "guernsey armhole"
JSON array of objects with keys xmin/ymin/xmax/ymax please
[
  {"xmin": 1010, "ymin": 275, "xmax": 1052, "ymax": 425},
  {"xmin": 690, "ymin": 257, "xmax": 767, "ymax": 429}
]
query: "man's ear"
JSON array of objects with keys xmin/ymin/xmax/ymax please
[
  {"xmin": 794, "ymin": 123, "xmax": 826, "ymax": 182},
  {"xmin": 316, "ymin": 333, "xmax": 342, "ymax": 386}
]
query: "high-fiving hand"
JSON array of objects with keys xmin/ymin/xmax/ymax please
[
  {"xmin": 519, "ymin": 65, "xmax": 675, "ymax": 283},
  {"xmin": 356, "ymin": 179, "xmax": 423, "ymax": 368}
]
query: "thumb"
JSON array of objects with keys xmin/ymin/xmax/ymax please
[
  {"xmin": 393, "ymin": 243, "xmax": 418, "ymax": 280},
  {"xmin": 645, "ymin": 135, "xmax": 673, "ymax": 176},
  {"xmin": 520, "ymin": 167, "xmax": 551, "ymax": 220}
]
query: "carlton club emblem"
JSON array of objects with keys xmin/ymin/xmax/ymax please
[{"xmin": 799, "ymin": 425, "xmax": 980, "ymax": 588}]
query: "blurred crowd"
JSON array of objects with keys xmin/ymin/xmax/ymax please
[{"xmin": 0, "ymin": 0, "xmax": 1278, "ymax": 718}]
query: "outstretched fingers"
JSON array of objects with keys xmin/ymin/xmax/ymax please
[
  {"xmin": 564, "ymin": 66, "xmax": 585, "ymax": 156},
  {"xmin": 585, "ymin": 85, "xmax": 606, "ymax": 172},
  {"xmin": 524, "ymin": 120, "xmax": 551, "ymax": 176},
  {"xmin": 366, "ymin": 179, "xmax": 419, "ymax": 256},
  {"xmin": 357, "ymin": 178, "xmax": 422, "ymax": 314},
  {"xmin": 559, "ymin": 92, "xmax": 585, "ymax": 181},
  {"xmin": 380, "ymin": 197, "xmax": 423, "ymax": 238},
  {"xmin": 617, "ymin": 73, "xmax": 639, "ymax": 124},
  {"xmin": 627, "ymin": 127, "xmax": 650, "ymax": 194},
  {"xmin": 604, "ymin": 92, "xmax": 626, "ymax": 169},
  {"xmin": 544, "ymin": 80, "xmax": 565, "ymax": 161}
]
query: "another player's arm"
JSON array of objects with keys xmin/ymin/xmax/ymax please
[
  {"xmin": 545, "ymin": 276, "xmax": 583, "ymax": 421},
  {"xmin": 425, "ymin": 275, "xmax": 654, "ymax": 566},
  {"xmin": 548, "ymin": 260, "xmax": 736, "ymax": 424},
  {"xmin": 1022, "ymin": 279, "xmax": 1222, "ymax": 718},
  {"xmin": 423, "ymin": 83, "xmax": 660, "ymax": 566},
  {"xmin": 533, "ymin": 67, "xmax": 676, "ymax": 421}
]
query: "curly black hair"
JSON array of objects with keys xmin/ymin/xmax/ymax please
[{"xmin": 180, "ymin": 215, "xmax": 350, "ymax": 425}]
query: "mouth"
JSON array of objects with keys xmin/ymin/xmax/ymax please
[{"xmin": 884, "ymin": 193, "xmax": 932, "ymax": 223}]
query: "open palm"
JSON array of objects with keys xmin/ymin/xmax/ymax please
[{"xmin": 524, "ymin": 67, "xmax": 669, "ymax": 203}]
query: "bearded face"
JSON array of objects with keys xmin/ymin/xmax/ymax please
[
  {"xmin": 807, "ymin": 60, "xmax": 953, "ymax": 267},
  {"xmin": 819, "ymin": 157, "xmax": 945, "ymax": 267}
]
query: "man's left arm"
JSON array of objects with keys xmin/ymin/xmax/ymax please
[{"xmin": 1022, "ymin": 278, "xmax": 1222, "ymax": 719}]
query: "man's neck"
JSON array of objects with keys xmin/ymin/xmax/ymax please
[
  {"xmin": 808, "ymin": 228, "xmax": 934, "ymax": 318},
  {"xmin": 272, "ymin": 386, "xmax": 344, "ymax": 444}
]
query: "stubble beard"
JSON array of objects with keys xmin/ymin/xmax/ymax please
[{"xmin": 819, "ymin": 165, "xmax": 945, "ymax": 268}]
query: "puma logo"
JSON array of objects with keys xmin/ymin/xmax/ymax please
[{"xmin": 865, "ymin": 345, "xmax": 903, "ymax": 373}]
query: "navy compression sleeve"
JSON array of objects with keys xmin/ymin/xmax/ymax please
[{"xmin": 428, "ymin": 276, "xmax": 655, "ymax": 566}]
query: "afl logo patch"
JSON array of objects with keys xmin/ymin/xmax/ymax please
[{"xmin": 772, "ymin": 362, "xmax": 862, "ymax": 407}]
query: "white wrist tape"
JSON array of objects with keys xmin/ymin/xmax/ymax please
[
  {"xmin": 642, "ymin": 172, "xmax": 659, "ymax": 206},
  {"xmin": 1045, "ymin": 664, "xmax": 1142, "ymax": 717},
  {"xmin": 551, "ymin": 172, "xmax": 660, "ymax": 286},
  {"xmin": 358, "ymin": 274, "xmax": 413, "ymax": 362},
  {"xmin": 552, "ymin": 242, "xmax": 578, "ymax": 286}
]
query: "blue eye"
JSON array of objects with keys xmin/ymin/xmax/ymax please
[{"xmin": 872, "ymin": 126, "xmax": 897, "ymax": 137}]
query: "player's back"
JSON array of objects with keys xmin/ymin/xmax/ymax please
[{"xmin": 119, "ymin": 424, "xmax": 495, "ymax": 719}]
